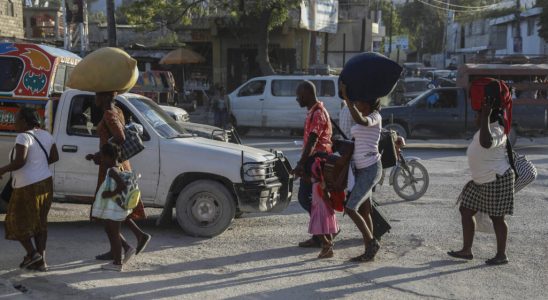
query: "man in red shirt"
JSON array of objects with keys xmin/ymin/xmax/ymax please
[{"xmin": 292, "ymin": 81, "xmax": 333, "ymax": 248}]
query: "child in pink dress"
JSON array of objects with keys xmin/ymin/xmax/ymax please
[{"xmin": 308, "ymin": 158, "xmax": 339, "ymax": 258}]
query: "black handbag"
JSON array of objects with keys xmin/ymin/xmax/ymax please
[
  {"xmin": 1, "ymin": 148, "xmax": 15, "ymax": 203},
  {"xmin": 371, "ymin": 199, "xmax": 391, "ymax": 240},
  {"xmin": 109, "ymin": 123, "xmax": 145, "ymax": 161},
  {"xmin": 378, "ymin": 129, "xmax": 398, "ymax": 169}
]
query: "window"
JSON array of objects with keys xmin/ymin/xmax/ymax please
[
  {"xmin": 0, "ymin": 57, "xmax": 24, "ymax": 92},
  {"xmin": 311, "ymin": 80, "xmax": 336, "ymax": 97},
  {"xmin": 271, "ymin": 80, "xmax": 302, "ymax": 96},
  {"xmin": 67, "ymin": 95, "xmax": 102, "ymax": 137},
  {"xmin": 53, "ymin": 64, "xmax": 67, "ymax": 93},
  {"xmin": 238, "ymin": 80, "xmax": 266, "ymax": 97},
  {"xmin": 5, "ymin": 1, "xmax": 15, "ymax": 17},
  {"xmin": 527, "ymin": 18, "xmax": 536, "ymax": 36},
  {"xmin": 419, "ymin": 90, "xmax": 457, "ymax": 109}
]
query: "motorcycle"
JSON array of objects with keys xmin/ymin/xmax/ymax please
[{"xmin": 378, "ymin": 136, "xmax": 429, "ymax": 201}]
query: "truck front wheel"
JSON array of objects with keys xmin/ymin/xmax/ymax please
[{"xmin": 176, "ymin": 180, "xmax": 236, "ymax": 237}]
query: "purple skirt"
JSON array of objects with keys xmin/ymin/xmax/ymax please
[{"xmin": 309, "ymin": 183, "xmax": 338, "ymax": 235}]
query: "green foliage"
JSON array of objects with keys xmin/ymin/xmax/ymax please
[
  {"xmin": 154, "ymin": 32, "xmax": 186, "ymax": 47},
  {"xmin": 399, "ymin": 1, "xmax": 446, "ymax": 53},
  {"xmin": 538, "ymin": 0, "xmax": 548, "ymax": 40},
  {"xmin": 120, "ymin": 0, "xmax": 300, "ymax": 31}
]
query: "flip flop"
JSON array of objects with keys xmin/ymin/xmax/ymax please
[
  {"xmin": 485, "ymin": 256, "xmax": 509, "ymax": 266},
  {"xmin": 349, "ymin": 253, "xmax": 372, "ymax": 263},
  {"xmin": 447, "ymin": 250, "xmax": 474, "ymax": 260},
  {"xmin": 20, "ymin": 252, "xmax": 42, "ymax": 269},
  {"xmin": 136, "ymin": 234, "xmax": 151, "ymax": 255}
]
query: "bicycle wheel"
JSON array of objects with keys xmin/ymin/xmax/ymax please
[{"xmin": 393, "ymin": 160, "xmax": 429, "ymax": 201}]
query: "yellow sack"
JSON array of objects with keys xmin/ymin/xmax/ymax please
[{"xmin": 67, "ymin": 47, "xmax": 138, "ymax": 93}]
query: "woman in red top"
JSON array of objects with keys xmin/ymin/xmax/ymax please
[{"xmin": 86, "ymin": 91, "xmax": 151, "ymax": 263}]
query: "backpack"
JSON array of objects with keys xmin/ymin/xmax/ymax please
[{"xmin": 109, "ymin": 170, "xmax": 141, "ymax": 210}]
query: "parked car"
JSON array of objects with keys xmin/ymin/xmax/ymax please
[
  {"xmin": 0, "ymin": 90, "xmax": 293, "ymax": 237},
  {"xmin": 391, "ymin": 77, "xmax": 431, "ymax": 105},
  {"xmin": 160, "ymin": 105, "xmax": 190, "ymax": 122},
  {"xmin": 228, "ymin": 75, "xmax": 342, "ymax": 134},
  {"xmin": 160, "ymin": 105, "xmax": 241, "ymax": 144}
]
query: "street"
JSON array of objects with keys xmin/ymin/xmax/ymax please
[{"xmin": 1, "ymin": 135, "xmax": 547, "ymax": 299}]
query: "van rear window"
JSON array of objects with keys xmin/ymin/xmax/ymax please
[{"xmin": 0, "ymin": 57, "xmax": 24, "ymax": 92}]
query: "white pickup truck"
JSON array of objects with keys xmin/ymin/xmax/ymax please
[{"xmin": 0, "ymin": 90, "xmax": 293, "ymax": 237}]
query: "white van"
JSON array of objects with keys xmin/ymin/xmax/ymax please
[{"xmin": 228, "ymin": 75, "xmax": 342, "ymax": 133}]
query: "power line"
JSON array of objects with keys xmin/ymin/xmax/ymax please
[
  {"xmin": 415, "ymin": 0, "xmax": 493, "ymax": 13},
  {"xmin": 429, "ymin": 0, "xmax": 505, "ymax": 10}
]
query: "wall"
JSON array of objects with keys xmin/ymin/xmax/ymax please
[{"xmin": 0, "ymin": 0, "xmax": 24, "ymax": 39}]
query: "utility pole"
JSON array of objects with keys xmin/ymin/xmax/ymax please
[
  {"xmin": 441, "ymin": 0, "xmax": 451, "ymax": 68},
  {"xmin": 388, "ymin": 1, "xmax": 393, "ymax": 56},
  {"xmin": 513, "ymin": 0, "xmax": 522, "ymax": 53},
  {"xmin": 106, "ymin": 0, "xmax": 117, "ymax": 47}
]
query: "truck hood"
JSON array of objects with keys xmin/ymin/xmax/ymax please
[{"xmin": 168, "ymin": 136, "xmax": 276, "ymax": 162}]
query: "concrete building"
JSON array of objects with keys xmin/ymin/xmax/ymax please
[
  {"xmin": 0, "ymin": 0, "xmax": 24, "ymax": 39},
  {"xmin": 442, "ymin": 6, "xmax": 547, "ymax": 67}
]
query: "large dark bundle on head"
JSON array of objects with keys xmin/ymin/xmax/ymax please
[{"xmin": 339, "ymin": 52, "xmax": 403, "ymax": 104}]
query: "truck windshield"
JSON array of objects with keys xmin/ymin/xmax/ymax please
[{"xmin": 128, "ymin": 96, "xmax": 189, "ymax": 139}]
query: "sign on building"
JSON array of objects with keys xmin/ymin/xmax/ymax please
[
  {"xmin": 300, "ymin": 0, "xmax": 339, "ymax": 34},
  {"xmin": 384, "ymin": 35, "xmax": 409, "ymax": 53}
]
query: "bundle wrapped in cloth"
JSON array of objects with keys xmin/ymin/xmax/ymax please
[
  {"xmin": 67, "ymin": 47, "xmax": 139, "ymax": 93},
  {"xmin": 339, "ymin": 52, "xmax": 403, "ymax": 103}
]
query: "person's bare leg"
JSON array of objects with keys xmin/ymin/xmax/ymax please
[
  {"xmin": 18, "ymin": 239, "xmax": 35, "ymax": 256},
  {"xmin": 124, "ymin": 218, "xmax": 147, "ymax": 244},
  {"xmin": 455, "ymin": 206, "xmax": 476, "ymax": 256},
  {"xmin": 345, "ymin": 208, "xmax": 373, "ymax": 251},
  {"xmin": 358, "ymin": 199, "xmax": 373, "ymax": 237},
  {"xmin": 34, "ymin": 231, "xmax": 48, "ymax": 267},
  {"xmin": 105, "ymin": 221, "xmax": 122, "ymax": 265},
  {"xmin": 490, "ymin": 215, "xmax": 508, "ymax": 259}
]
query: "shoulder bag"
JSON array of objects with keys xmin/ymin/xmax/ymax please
[
  {"xmin": 505, "ymin": 135, "xmax": 537, "ymax": 193},
  {"xmin": 109, "ymin": 122, "xmax": 145, "ymax": 161}
]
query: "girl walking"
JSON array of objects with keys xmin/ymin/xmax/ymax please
[
  {"xmin": 340, "ymin": 84, "xmax": 383, "ymax": 263},
  {"xmin": 308, "ymin": 158, "xmax": 338, "ymax": 258},
  {"xmin": 91, "ymin": 143, "xmax": 135, "ymax": 271}
]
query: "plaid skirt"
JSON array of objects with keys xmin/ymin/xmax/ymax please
[
  {"xmin": 458, "ymin": 169, "xmax": 515, "ymax": 216},
  {"xmin": 5, "ymin": 177, "xmax": 53, "ymax": 241}
]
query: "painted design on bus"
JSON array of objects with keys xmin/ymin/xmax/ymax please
[
  {"xmin": 0, "ymin": 43, "xmax": 17, "ymax": 54},
  {"xmin": 21, "ymin": 48, "xmax": 52, "ymax": 71},
  {"xmin": 23, "ymin": 71, "xmax": 47, "ymax": 94}
]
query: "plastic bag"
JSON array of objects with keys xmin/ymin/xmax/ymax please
[
  {"xmin": 475, "ymin": 212, "xmax": 494, "ymax": 234},
  {"xmin": 67, "ymin": 47, "xmax": 138, "ymax": 93}
]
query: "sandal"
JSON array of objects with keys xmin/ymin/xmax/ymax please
[
  {"xmin": 364, "ymin": 239, "xmax": 381, "ymax": 260},
  {"xmin": 447, "ymin": 250, "xmax": 474, "ymax": 260},
  {"xmin": 349, "ymin": 253, "xmax": 372, "ymax": 263},
  {"xmin": 95, "ymin": 252, "xmax": 114, "ymax": 260},
  {"xmin": 136, "ymin": 234, "xmax": 151, "ymax": 255},
  {"xmin": 20, "ymin": 252, "xmax": 42, "ymax": 269},
  {"xmin": 485, "ymin": 256, "xmax": 508, "ymax": 266},
  {"xmin": 27, "ymin": 259, "xmax": 48, "ymax": 272},
  {"xmin": 318, "ymin": 244, "xmax": 334, "ymax": 259},
  {"xmin": 298, "ymin": 238, "xmax": 321, "ymax": 248}
]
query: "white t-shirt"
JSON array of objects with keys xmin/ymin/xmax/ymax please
[
  {"xmin": 11, "ymin": 129, "xmax": 54, "ymax": 188},
  {"xmin": 351, "ymin": 111, "xmax": 382, "ymax": 169},
  {"xmin": 466, "ymin": 123, "xmax": 510, "ymax": 184}
]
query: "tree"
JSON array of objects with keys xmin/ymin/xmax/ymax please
[
  {"xmin": 120, "ymin": 0, "xmax": 300, "ymax": 75},
  {"xmin": 538, "ymin": 0, "xmax": 548, "ymax": 40}
]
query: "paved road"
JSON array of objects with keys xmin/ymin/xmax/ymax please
[{"xmin": 1, "ymin": 136, "xmax": 547, "ymax": 299}]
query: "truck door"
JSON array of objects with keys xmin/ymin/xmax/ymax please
[
  {"xmin": 230, "ymin": 80, "xmax": 267, "ymax": 127},
  {"xmin": 411, "ymin": 89, "xmax": 464, "ymax": 137},
  {"xmin": 53, "ymin": 94, "xmax": 102, "ymax": 202}
]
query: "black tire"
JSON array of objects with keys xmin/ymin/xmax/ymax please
[
  {"xmin": 384, "ymin": 123, "xmax": 408, "ymax": 139},
  {"xmin": 175, "ymin": 180, "xmax": 236, "ymax": 237},
  {"xmin": 393, "ymin": 160, "xmax": 429, "ymax": 201},
  {"xmin": 230, "ymin": 115, "xmax": 249, "ymax": 136}
]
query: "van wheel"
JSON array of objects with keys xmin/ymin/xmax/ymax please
[
  {"xmin": 384, "ymin": 123, "xmax": 407, "ymax": 139},
  {"xmin": 176, "ymin": 180, "xmax": 236, "ymax": 237},
  {"xmin": 236, "ymin": 126, "xmax": 249, "ymax": 136}
]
